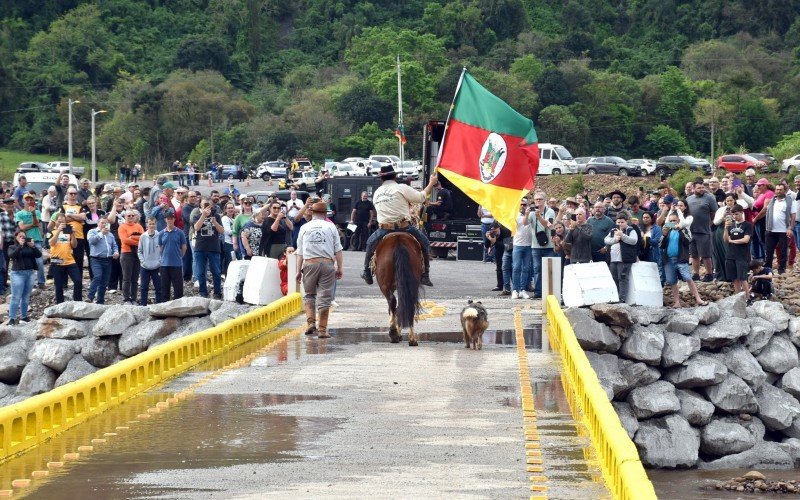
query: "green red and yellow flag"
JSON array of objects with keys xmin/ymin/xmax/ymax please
[
  {"xmin": 395, "ymin": 123, "xmax": 407, "ymax": 144},
  {"xmin": 436, "ymin": 71, "xmax": 539, "ymax": 234}
]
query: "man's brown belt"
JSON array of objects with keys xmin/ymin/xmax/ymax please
[
  {"xmin": 304, "ymin": 257, "xmax": 334, "ymax": 264},
  {"xmin": 379, "ymin": 221, "xmax": 410, "ymax": 230}
]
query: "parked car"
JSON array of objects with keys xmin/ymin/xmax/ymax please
[
  {"xmin": 715, "ymin": 154, "xmax": 764, "ymax": 173},
  {"xmin": 13, "ymin": 172, "xmax": 79, "ymax": 197},
  {"xmin": 246, "ymin": 190, "xmax": 310, "ymax": 207},
  {"xmin": 783, "ymin": 154, "xmax": 800, "ymax": 172},
  {"xmin": 537, "ymin": 143, "xmax": 578, "ymax": 174},
  {"xmin": 574, "ymin": 157, "xmax": 595, "ymax": 174},
  {"xmin": 654, "ymin": 156, "xmax": 712, "ymax": 177},
  {"xmin": 17, "ymin": 161, "xmax": 50, "ymax": 173},
  {"xmin": 627, "ymin": 159, "xmax": 657, "ymax": 175},
  {"xmin": 280, "ymin": 170, "xmax": 318, "ymax": 191},
  {"xmin": 585, "ymin": 156, "xmax": 642, "ymax": 176},
  {"xmin": 369, "ymin": 155, "xmax": 401, "ymax": 169},
  {"xmin": 252, "ymin": 161, "xmax": 289, "ymax": 181},
  {"xmin": 748, "ymin": 153, "xmax": 777, "ymax": 171},
  {"xmin": 218, "ymin": 164, "xmax": 248, "ymax": 181},
  {"xmin": 397, "ymin": 161, "xmax": 420, "ymax": 180},
  {"xmin": 47, "ymin": 161, "xmax": 85, "ymax": 177},
  {"xmin": 329, "ymin": 162, "xmax": 365, "ymax": 177}
]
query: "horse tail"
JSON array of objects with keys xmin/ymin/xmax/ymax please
[{"xmin": 393, "ymin": 243, "xmax": 420, "ymax": 329}]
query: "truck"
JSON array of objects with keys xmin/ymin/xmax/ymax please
[{"xmin": 423, "ymin": 120, "xmax": 482, "ymax": 258}]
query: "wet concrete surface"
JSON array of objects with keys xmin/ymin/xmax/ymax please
[
  {"xmin": 648, "ymin": 469, "xmax": 800, "ymax": 499},
  {"xmin": 2, "ymin": 252, "xmax": 610, "ymax": 498}
]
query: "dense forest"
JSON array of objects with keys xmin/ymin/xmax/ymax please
[{"xmin": 1, "ymin": 0, "xmax": 800, "ymax": 168}]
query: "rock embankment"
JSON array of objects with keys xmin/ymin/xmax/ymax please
[
  {"xmin": 0, "ymin": 298, "xmax": 258, "ymax": 407},
  {"xmin": 566, "ymin": 294, "xmax": 800, "ymax": 469}
]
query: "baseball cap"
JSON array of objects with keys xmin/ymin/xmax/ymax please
[
  {"xmin": 163, "ymin": 208, "xmax": 176, "ymax": 218},
  {"xmin": 162, "ymin": 181, "xmax": 177, "ymax": 189},
  {"xmin": 239, "ymin": 193, "xmax": 248, "ymax": 200},
  {"xmin": 756, "ymin": 178, "xmax": 769, "ymax": 186},
  {"xmin": 663, "ymin": 194, "xmax": 675, "ymax": 204}
]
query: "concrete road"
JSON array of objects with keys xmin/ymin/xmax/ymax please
[{"xmin": 8, "ymin": 252, "xmax": 608, "ymax": 499}]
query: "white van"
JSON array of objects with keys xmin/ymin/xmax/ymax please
[
  {"xmin": 538, "ymin": 143, "xmax": 578, "ymax": 175},
  {"xmin": 13, "ymin": 172, "xmax": 79, "ymax": 198}
]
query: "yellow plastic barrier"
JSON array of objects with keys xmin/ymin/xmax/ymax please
[
  {"xmin": 546, "ymin": 296, "xmax": 657, "ymax": 500},
  {"xmin": 0, "ymin": 293, "xmax": 302, "ymax": 463}
]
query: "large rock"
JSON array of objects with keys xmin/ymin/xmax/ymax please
[
  {"xmin": 676, "ymin": 389, "xmax": 715, "ymax": 426},
  {"xmin": 629, "ymin": 307, "xmax": 667, "ymax": 327},
  {"xmin": 700, "ymin": 419, "xmax": 757, "ymax": 457},
  {"xmin": 782, "ymin": 367, "xmax": 800, "ymax": 399},
  {"xmin": 564, "ymin": 308, "xmax": 621, "ymax": 352},
  {"xmin": 751, "ymin": 300, "xmax": 791, "ymax": 332},
  {"xmin": 55, "ymin": 355, "xmax": 98, "ymax": 387},
  {"xmin": 43, "ymin": 301, "xmax": 108, "ymax": 320},
  {"xmin": 699, "ymin": 442, "xmax": 794, "ymax": 470},
  {"xmin": 661, "ymin": 331, "xmax": 701, "ymax": 368},
  {"xmin": 718, "ymin": 415, "xmax": 766, "ymax": 443},
  {"xmin": 36, "ymin": 317, "xmax": 89, "ymax": 340},
  {"xmin": 619, "ymin": 359, "xmax": 661, "ymax": 393},
  {"xmin": 779, "ymin": 437, "xmax": 800, "ymax": 463},
  {"xmin": 15, "ymin": 361, "xmax": 57, "ymax": 396},
  {"xmin": 0, "ymin": 382, "xmax": 13, "ymax": 400},
  {"xmin": 664, "ymin": 312, "xmax": 699, "ymax": 334},
  {"xmin": 634, "ymin": 414, "xmax": 700, "ymax": 468},
  {"xmin": 590, "ymin": 303, "xmax": 634, "ymax": 328},
  {"xmin": 149, "ymin": 297, "xmax": 211, "ymax": 318},
  {"xmin": 696, "ymin": 316, "xmax": 750, "ymax": 350},
  {"xmin": 209, "ymin": 303, "xmax": 254, "ymax": 326},
  {"xmin": 721, "ymin": 344, "xmax": 767, "ymax": 390},
  {"xmin": 745, "ymin": 317, "xmax": 777, "ymax": 355},
  {"xmin": 93, "ymin": 305, "xmax": 149, "ymax": 337},
  {"xmin": 612, "ymin": 401, "xmax": 639, "ymax": 439},
  {"xmin": 118, "ymin": 318, "xmax": 180, "ymax": 357},
  {"xmin": 789, "ymin": 317, "xmax": 800, "ymax": 348},
  {"xmin": 585, "ymin": 352, "xmax": 626, "ymax": 400},
  {"xmin": 784, "ymin": 417, "xmax": 800, "ymax": 439},
  {"xmin": 619, "ymin": 325, "xmax": 664, "ymax": 365},
  {"xmin": 28, "ymin": 339, "xmax": 77, "ymax": 373},
  {"xmin": 664, "ymin": 354, "xmax": 727, "ymax": 388},
  {"xmin": 756, "ymin": 335, "xmax": 799, "ymax": 374},
  {"xmin": 152, "ymin": 316, "xmax": 215, "ymax": 347},
  {"xmin": 716, "ymin": 292, "xmax": 748, "ymax": 319},
  {"xmin": 627, "ymin": 381, "xmax": 680, "ymax": 419},
  {"xmin": 81, "ymin": 337, "xmax": 120, "ymax": 368},
  {"xmin": 0, "ymin": 344, "xmax": 28, "ymax": 384},
  {"xmin": 704, "ymin": 373, "xmax": 759, "ymax": 414},
  {"xmin": 694, "ymin": 303, "xmax": 721, "ymax": 325},
  {"xmin": 755, "ymin": 384, "xmax": 800, "ymax": 431}
]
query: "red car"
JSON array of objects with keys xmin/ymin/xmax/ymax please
[{"xmin": 715, "ymin": 154, "xmax": 764, "ymax": 173}]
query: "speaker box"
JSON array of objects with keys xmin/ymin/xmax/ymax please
[{"xmin": 457, "ymin": 239, "xmax": 484, "ymax": 261}]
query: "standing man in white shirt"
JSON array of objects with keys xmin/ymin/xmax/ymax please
[{"xmin": 764, "ymin": 183, "xmax": 796, "ymax": 274}]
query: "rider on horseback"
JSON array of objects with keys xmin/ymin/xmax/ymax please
[{"xmin": 361, "ymin": 166, "xmax": 438, "ymax": 287}]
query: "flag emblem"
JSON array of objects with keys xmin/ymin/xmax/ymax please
[{"xmin": 479, "ymin": 133, "xmax": 507, "ymax": 183}]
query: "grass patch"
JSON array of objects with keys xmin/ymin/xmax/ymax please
[{"xmin": 0, "ymin": 149, "xmax": 92, "ymax": 179}]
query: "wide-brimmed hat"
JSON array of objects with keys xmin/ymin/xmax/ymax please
[
  {"xmin": 565, "ymin": 197, "xmax": 578, "ymax": 207},
  {"xmin": 311, "ymin": 201, "xmax": 328, "ymax": 213},
  {"xmin": 607, "ymin": 189, "xmax": 626, "ymax": 202},
  {"xmin": 378, "ymin": 165, "xmax": 396, "ymax": 177}
]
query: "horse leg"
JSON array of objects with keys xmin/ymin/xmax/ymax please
[
  {"xmin": 408, "ymin": 325, "xmax": 418, "ymax": 347},
  {"xmin": 388, "ymin": 294, "xmax": 401, "ymax": 343}
]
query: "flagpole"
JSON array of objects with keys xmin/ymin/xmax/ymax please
[
  {"xmin": 435, "ymin": 67, "xmax": 467, "ymax": 171},
  {"xmin": 396, "ymin": 55, "xmax": 404, "ymax": 166}
]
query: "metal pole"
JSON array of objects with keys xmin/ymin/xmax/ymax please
[
  {"xmin": 91, "ymin": 109, "xmax": 96, "ymax": 182},
  {"xmin": 397, "ymin": 56, "xmax": 404, "ymax": 166},
  {"xmin": 68, "ymin": 99, "xmax": 74, "ymax": 176}
]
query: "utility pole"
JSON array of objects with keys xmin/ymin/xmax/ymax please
[
  {"xmin": 91, "ymin": 109, "xmax": 107, "ymax": 182},
  {"xmin": 68, "ymin": 99, "xmax": 80, "ymax": 175},
  {"xmin": 210, "ymin": 114, "xmax": 215, "ymax": 163}
]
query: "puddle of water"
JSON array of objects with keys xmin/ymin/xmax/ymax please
[
  {"xmin": 7, "ymin": 394, "xmax": 341, "ymax": 498},
  {"xmin": 326, "ymin": 326, "xmax": 543, "ymax": 348},
  {"xmin": 648, "ymin": 469, "xmax": 797, "ymax": 499}
]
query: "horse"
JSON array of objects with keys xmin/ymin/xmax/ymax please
[{"xmin": 374, "ymin": 232, "xmax": 423, "ymax": 346}]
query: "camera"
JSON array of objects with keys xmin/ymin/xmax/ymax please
[
  {"xmin": 24, "ymin": 237, "xmax": 31, "ymax": 243},
  {"xmin": 570, "ymin": 214, "xmax": 577, "ymax": 221},
  {"xmin": 62, "ymin": 225, "xmax": 73, "ymax": 234}
]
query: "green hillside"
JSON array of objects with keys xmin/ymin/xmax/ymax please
[{"xmin": 1, "ymin": 0, "xmax": 799, "ymax": 167}]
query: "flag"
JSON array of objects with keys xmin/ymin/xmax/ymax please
[
  {"xmin": 395, "ymin": 123, "xmax": 407, "ymax": 144},
  {"xmin": 436, "ymin": 71, "xmax": 539, "ymax": 234}
]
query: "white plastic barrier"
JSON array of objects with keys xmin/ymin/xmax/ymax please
[
  {"xmin": 287, "ymin": 252, "xmax": 303, "ymax": 295},
  {"xmin": 242, "ymin": 256, "xmax": 283, "ymax": 305},
  {"xmin": 542, "ymin": 257, "xmax": 562, "ymax": 313},
  {"xmin": 562, "ymin": 261, "xmax": 619, "ymax": 307},
  {"xmin": 223, "ymin": 260, "xmax": 250, "ymax": 302},
  {"xmin": 625, "ymin": 261, "xmax": 663, "ymax": 307}
]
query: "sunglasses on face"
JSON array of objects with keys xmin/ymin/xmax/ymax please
[{"xmin": 242, "ymin": 201, "xmax": 252, "ymax": 205}]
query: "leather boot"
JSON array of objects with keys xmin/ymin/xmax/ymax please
[
  {"xmin": 303, "ymin": 302, "xmax": 317, "ymax": 336},
  {"xmin": 361, "ymin": 247, "xmax": 374, "ymax": 284},
  {"xmin": 317, "ymin": 308, "xmax": 331, "ymax": 338},
  {"xmin": 421, "ymin": 258, "xmax": 433, "ymax": 287}
]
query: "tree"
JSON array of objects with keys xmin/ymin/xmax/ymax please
[
  {"xmin": 693, "ymin": 98, "xmax": 733, "ymax": 158},
  {"xmin": 770, "ymin": 131, "xmax": 800, "ymax": 162},
  {"xmin": 645, "ymin": 125, "xmax": 690, "ymax": 157},
  {"xmin": 339, "ymin": 122, "xmax": 392, "ymax": 157},
  {"xmin": 729, "ymin": 98, "xmax": 780, "ymax": 152},
  {"xmin": 656, "ymin": 67, "xmax": 697, "ymax": 135},
  {"xmin": 535, "ymin": 67, "xmax": 572, "ymax": 107},
  {"xmin": 336, "ymin": 84, "xmax": 394, "ymax": 129},
  {"xmin": 536, "ymin": 105, "xmax": 588, "ymax": 153},
  {"xmin": 174, "ymin": 35, "xmax": 230, "ymax": 74}
]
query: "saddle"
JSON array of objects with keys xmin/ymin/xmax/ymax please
[{"xmin": 369, "ymin": 232, "xmax": 424, "ymax": 274}]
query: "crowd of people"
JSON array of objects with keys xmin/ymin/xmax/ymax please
[
  {"xmin": 483, "ymin": 168, "xmax": 791, "ymax": 307},
  {"xmin": 0, "ymin": 173, "xmax": 325, "ymax": 324}
]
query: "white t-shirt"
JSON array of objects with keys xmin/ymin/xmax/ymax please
[
  {"xmin": 286, "ymin": 198, "xmax": 304, "ymax": 218},
  {"xmin": 296, "ymin": 218, "xmax": 343, "ymax": 260},
  {"xmin": 770, "ymin": 197, "xmax": 795, "ymax": 233},
  {"xmin": 513, "ymin": 214, "xmax": 532, "ymax": 247},
  {"xmin": 372, "ymin": 180, "xmax": 426, "ymax": 224}
]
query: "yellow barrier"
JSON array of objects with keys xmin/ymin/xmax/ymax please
[
  {"xmin": 546, "ymin": 296, "xmax": 657, "ymax": 500},
  {"xmin": 0, "ymin": 293, "xmax": 302, "ymax": 463}
]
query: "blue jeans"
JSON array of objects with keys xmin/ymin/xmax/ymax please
[
  {"xmin": 481, "ymin": 222, "xmax": 493, "ymax": 262},
  {"xmin": 9, "ymin": 269, "xmax": 35, "ymax": 320},
  {"xmin": 88, "ymin": 257, "xmax": 111, "ymax": 304},
  {"xmin": 511, "ymin": 245, "xmax": 532, "ymax": 292},
  {"xmin": 140, "ymin": 267, "xmax": 163, "ymax": 305},
  {"xmin": 502, "ymin": 246, "xmax": 512, "ymax": 290},
  {"xmin": 364, "ymin": 225, "xmax": 430, "ymax": 271},
  {"xmin": 531, "ymin": 247, "xmax": 555, "ymax": 296},
  {"xmin": 194, "ymin": 250, "xmax": 221, "ymax": 297},
  {"xmin": 794, "ymin": 223, "xmax": 800, "ymax": 256},
  {"xmin": 222, "ymin": 242, "xmax": 234, "ymax": 276},
  {"xmin": 184, "ymin": 238, "xmax": 194, "ymax": 281},
  {"xmin": 35, "ymin": 241, "xmax": 45, "ymax": 286}
]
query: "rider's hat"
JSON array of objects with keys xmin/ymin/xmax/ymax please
[
  {"xmin": 311, "ymin": 201, "xmax": 328, "ymax": 213},
  {"xmin": 378, "ymin": 165, "xmax": 397, "ymax": 178}
]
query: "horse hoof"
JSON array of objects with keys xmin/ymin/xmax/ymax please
[
  {"xmin": 390, "ymin": 336, "xmax": 400, "ymax": 343},
  {"xmin": 409, "ymin": 340, "xmax": 418, "ymax": 347}
]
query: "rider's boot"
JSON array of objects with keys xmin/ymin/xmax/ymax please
[
  {"xmin": 361, "ymin": 248, "xmax": 374, "ymax": 285},
  {"xmin": 317, "ymin": 308, "xmax": 331, "ymax": 338},
  {"xmin": 303, "ymin": 301, "xmax": 317, "ymax": 336},
  {"xmin": 421, "ymin": 248, "xmax": 433, "ymax": 287}
]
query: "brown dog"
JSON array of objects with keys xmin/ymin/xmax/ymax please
[{"xmin": 460, "ymin": 300, "xmax": 488, "ymax": 350}]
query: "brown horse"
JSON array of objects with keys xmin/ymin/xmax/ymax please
[{"xmin": 374, "ymin": 232, "xmax": 423, "ymax": 346}]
